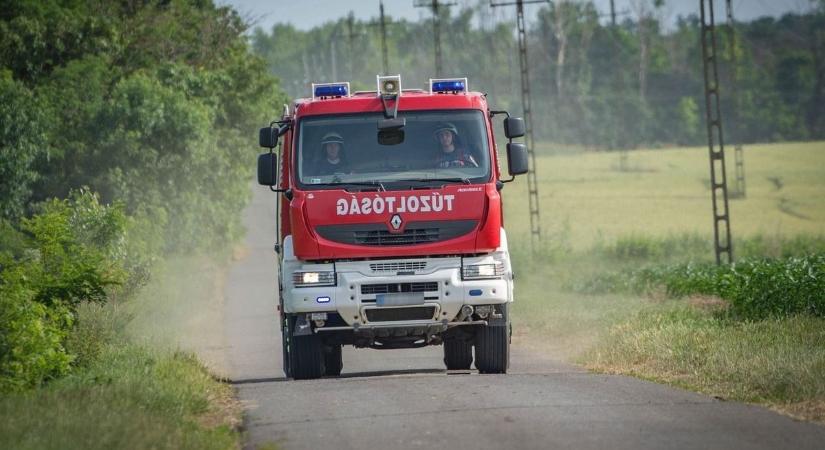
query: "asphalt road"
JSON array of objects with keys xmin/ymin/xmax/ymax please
[{"xmin": 224, "ymin": 186, "xmax": 825, "ymax": 450}]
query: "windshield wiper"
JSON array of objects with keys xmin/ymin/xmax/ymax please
[
  {"xmin": 406, "ymin": 177, "xmax": 471, "ymax": 186},
  {"xmin": 328, "ymin": 178, "xmax": 386, "ymax": 192}
]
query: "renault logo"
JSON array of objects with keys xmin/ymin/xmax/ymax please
[{"xmin": 389, "ymin": 214, "xmax": 402, "ymax": 230}]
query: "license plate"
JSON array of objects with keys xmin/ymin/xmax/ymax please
[{"xmin": 375, "ymin": 292, "xmax": 425, "ymax": 307}]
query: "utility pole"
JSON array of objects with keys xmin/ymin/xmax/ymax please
[
  {"xmin": 379, "ymin": 0, "xmax": 389, "ymax": 75},
  {"xmin": 491, "ymin": 0, "xmax": 546, "ymax": 243},
  {"xmin": 330, "ymin": 35, "xmax": 338, "ymax": 81},
  {"xmin": 725, "ymin": 0, "xmax": 746, "ymax": 198},
  {"xmin": 414, "ymin": 0, "xmax": 456, "ymax": 77},
  {"xmin": 610, "ymin": 0, "xmax": 616, "ymax": 26},
  {"xmin": 347, "ymin": 12, "xmax": 356, "ymax": 80},
  {"xmin": 700, "ymin": 0, "xmax": 733, "ymax": 265}
]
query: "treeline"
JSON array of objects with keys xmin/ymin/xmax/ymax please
[
  {"xmin": 251, "ymin": 0, "xmax": 825, "ymax": 149},
  {"xmin": 0, "ymin": 0, "xmax": 284, "ymax": 390}
]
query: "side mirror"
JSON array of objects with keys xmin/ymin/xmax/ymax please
[
  {"xmin": 506, "ymin": 143, "xmax": 529, "ymax": 176},
  {"xmin": 504, "ymin": 117, "xmax": 525, "ymax": 139},
  {"xmin": 257, "ymin": 152, "xmax": 277, "ymax": 186},
  {"xmin": 259, "ymin": 127, "xmax": 278, "ymax": 148}
]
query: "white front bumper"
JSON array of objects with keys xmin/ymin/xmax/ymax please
[{"xmin": 279, "ymin": 230, "xmax": 514, "ymax": 328}]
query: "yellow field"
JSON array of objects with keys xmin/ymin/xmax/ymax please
[{"xmin": 501, "ymin": 141, "xmax": 825, "ymax": 249}]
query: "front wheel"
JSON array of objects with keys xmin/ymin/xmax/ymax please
[
  {"xmin": 474, "ymin": 323, "xmax": 510, "ymax": 374},
  {"xmin": 288, "ymin": 316, "xmax": 325, "ymax": 380},
  {"xmin": 475, "ymin": 305, "xmax": 510, "ymax": 373}
]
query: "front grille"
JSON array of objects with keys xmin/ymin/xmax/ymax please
[
  {"xmin": 366, "ymin": 306, "xmax": 436, "ymax": 322},
  {"xmin": 316, "ymin": 220, "xmax": 477, "ymax": 246},
  {"xmin": 361, "ymin": 282, "xmax": 439, "ymax": 295},
  {"xmin": 355, "ymin": 228, "xmax": 438, "ymax": 245},
  {"xmin": 369, "ymin": 261, "xmax": 427, "ymax": 272}
]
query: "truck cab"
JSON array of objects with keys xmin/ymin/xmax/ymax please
[{"xmin": 258, "ymin": 76, "xmax": 528, "ymax": 379}]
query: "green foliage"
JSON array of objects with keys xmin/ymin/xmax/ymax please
[
  {"xmin": 0, "ymin": 72, "xmax": 48, "ymax": 220},
  {"xmin": 22, "ymin": 189, "xmax": 128, "ymax": 308},
  {"xmin": 3, "ymin": 0, "xmax": 285, "ymax": 255}
]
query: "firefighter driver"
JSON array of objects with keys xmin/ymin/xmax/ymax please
[
  {"xmin": 433, "ymin": 123, "xmax": 478, "ymax": 168},
  {"xmin": 315, "ymin": 132, "xmax": 349, "ymax": 175}
]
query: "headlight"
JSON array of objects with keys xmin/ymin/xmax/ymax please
[
  {"xmin": 292, "ymin": 271, "xmax": 336, "ymax": 287},
  {"xmin": 462, "ymin": 262, "xmax": 504, "ymax": 280}
]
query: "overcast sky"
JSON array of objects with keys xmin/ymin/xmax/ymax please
[{"xmin": 221, "ymin": 0, "xmax": 813, "ymax": 32}]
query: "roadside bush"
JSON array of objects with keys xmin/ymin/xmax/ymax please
[
  {"xmin": 22, "ymin": 189, "xmax": 129, "ymax": 308},
  {"xmin": 0, "ymin": 189, "xmax": 134, "ymax": 391}
]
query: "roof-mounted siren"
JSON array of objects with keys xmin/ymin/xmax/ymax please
[
  {"xmin": 312, "ymin": 82, "xmax": 350, "ymax": 100},
  {"xmin": 430, "ymin": 77, "xmax": 468, "ymax": 94},
  {"xmin": 377, "ymin": 75, "xmax": 401, "ymax": 97}
]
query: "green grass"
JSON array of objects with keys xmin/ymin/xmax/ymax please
[{"xmin": 0, "ymin": 256, "xmax": 239, "ymax": 450}]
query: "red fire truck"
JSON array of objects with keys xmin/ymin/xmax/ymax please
[{"xmin": 257, "ymin": 75, "xmax": 528, "ymax": 379}]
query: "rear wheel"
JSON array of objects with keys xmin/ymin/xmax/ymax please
[
  {"xmin": 443, "ymin": 338, "xmax": 473, "ymax": 370},
  {"xmin": 324, "ymin": 343, "xmax": 343, "ymax": 376}
]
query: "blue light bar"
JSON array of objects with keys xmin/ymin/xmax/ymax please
[
  {"xmin": 430, "ymin": 78, "xmax": 468, "ymax": 94},
  {"xmin": 312, "ymin": 82, "xmax": 350, "ymax": 99}
]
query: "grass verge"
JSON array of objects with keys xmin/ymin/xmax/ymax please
[
  {"xmin": 0, "ymin": 343, "xmax": 238, "ymax": 450},
  {"xmin": 583, "ymin": 308, "xmax": 825, "ymax": 424}
]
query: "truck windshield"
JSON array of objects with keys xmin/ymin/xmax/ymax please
[{"xmin": 297, "ymin": 110, "xmax": 491, "ymax": 189}]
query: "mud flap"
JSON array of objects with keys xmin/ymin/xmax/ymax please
[{"xmin": 294, "ymin": 314, "xmax": 312, "ymax": 336}]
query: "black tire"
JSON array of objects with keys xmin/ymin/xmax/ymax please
[
  {"xmin": 474, "ymin": 324, "xmax": 509, "ymax": 374},
  {"xmin": 289, "ymin": 321, "xmax": 325, "ymax": 380},
  {"xmin": 443, "ymin": 338, "xmax": 473, "ymax": 370},
  {"xmin": 324, "ymin": 344, "xmax": 343, "ymax": 376}
]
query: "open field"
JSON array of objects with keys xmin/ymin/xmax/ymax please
[{"xmin": 502, "ymin": 141, "xmax": 825, "ymax": 249}]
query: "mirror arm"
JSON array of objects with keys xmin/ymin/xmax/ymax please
[
  {"xmin": 266, "ymin": 126, "xmax": 288, "ymax": 192},
  {"xmin": 381, "ymin": 94, "xmax": 399, "ymax": 119},
  {"xmin": 500, "ymin": 175, "xmax": 515, "ymax": 183},
  {"xmin": 489, "ymin": 110, "xmax": 510, "ymax": 119}
]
